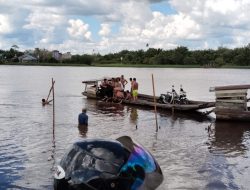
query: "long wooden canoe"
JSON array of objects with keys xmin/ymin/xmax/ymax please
[{"xmin": 82, "ymin": 90, "xmax": 215, "ymax": 112}]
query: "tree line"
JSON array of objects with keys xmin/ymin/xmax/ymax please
[{"xmin": 1, "ymin": 44, "xmax": 250, "ymax": 67}]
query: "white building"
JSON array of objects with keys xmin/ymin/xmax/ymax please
[
  {"xmin": 62, "ymin": 52, "xmax": 72, "ymax": 60},
  {"xmin": 52, "ymin": 50, "xmax": 62, "ymax": 61},
  {"xmin": 18, "ymin": 54, "xmax": 38, "ymax": 63},
  {"xmin": 52, "ymin": 50, "xmax": 71, "ymax": 61}
]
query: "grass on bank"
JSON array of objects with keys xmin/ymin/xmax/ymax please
[
  {"xmin": 1, "ymin": 62, "xmax": 250, "ymax": 69},
  {"xmin": 0, "ymin": 62, "xmax": 200, "ymax": 68}
]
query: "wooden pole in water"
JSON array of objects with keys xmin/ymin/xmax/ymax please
[
  {"xmin": 152, "ymin": 74, "xmax": 158, "ymax": 132},
  {"xmin": 52, "ymin": 78, "xmax": 55, "ymax": 146},
  {"xmin": 46, "ymin": 80, "xmax": 55, "ymax": 102}
]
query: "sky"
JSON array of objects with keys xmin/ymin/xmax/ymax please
[{"xmin": 0, "ymin": 0, "xmax": 250, "ymax": 55}]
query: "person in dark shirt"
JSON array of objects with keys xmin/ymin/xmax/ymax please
[{"xmin": 78, "ymin": 108, "xmax": 88, "ymax": 125}]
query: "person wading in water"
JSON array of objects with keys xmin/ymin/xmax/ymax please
[{"xmin": 78, "ymin": 108, "xmax": 88, "ymax": 126}]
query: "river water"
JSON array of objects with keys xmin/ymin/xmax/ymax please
[{"xmin": 0, "ymin": 65, "xmax": 250, "ymax": 190}]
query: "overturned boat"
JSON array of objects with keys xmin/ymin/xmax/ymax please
[{"xmin": 81, "ymin": 79, "xmax": 215, "ymax": 112}]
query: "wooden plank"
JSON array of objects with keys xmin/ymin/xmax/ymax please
[
  {"xmin": 216, "ymin": 106, "xmax": 245, "ymax": 111},
  {"xmin": 216, "ymin": 95, "xmax": 247, "ymax": 99},
  {"xmin": 216, "ymin": 99, "xmax": 246, "ymax": 103},
  {"xmin": 215, "ymin": 109, "xmax": 250, "ymax": 121},
  {"xmin": 210, "ymin": 84, "xmax": 250, "ymax": 92},
  {"xmin": 216, "ymin": 102, "xmax": 246, "ymax": 111},
  {"xmin": 216, "ymin": 94, "xmax": 247, "ymax": 99},
  {"xmin": 216, "ymin": 101, "xmax": 246, "ymax": 106},
  {"xmin": 215, "ymin": 89, "xmax": 247, "ymax": 94},
  {"xmin": 215, "ymin": 90, "xmax": 247, "ymax": 99}
]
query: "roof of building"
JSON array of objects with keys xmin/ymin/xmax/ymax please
[{"xmin": 19, "ymin": 54, "xmax": 37, "ymax": 61}]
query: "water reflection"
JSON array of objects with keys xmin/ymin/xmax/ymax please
[
  {"xmin": 2, "ymin": 66, "xmax": 250, "ymax": 189},
  {"xmin": 0, "ymin": 147, "xmax": 26, "ymax": 189},
  {"xmin": 159, "ymin": 110, "xmax": 212, "ymax": 123},
  {"xmin": 85, "ymin": 99, "xmax": 125, "ymax": 117},
  {"xmin": 78, "ymin": 124, "xmax": 88, "ymax": 138},
  {"xmin": 208, "ymin": 121, "xmax": 250, "ymax": 156},
  {"xmin": 129, "ymin": 107, "xmax": 138, "ymax": 125}
]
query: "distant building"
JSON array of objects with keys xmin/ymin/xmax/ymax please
[
  {"xmin": 52, "ymin": 50, "xmax": 62, "ymax": 61},
  {"xmin": 62, "ymin": 52, "xmax": 72, "ymax": 60},
  {"xmin": 52, "ymin": 50, "xmax": 71, "ymax": 61},
  {"xmin": 18, "ymin": 54, "xmax": 38, "ymax": 63}
]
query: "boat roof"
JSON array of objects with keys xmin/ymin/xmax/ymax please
[
  {"xmin": 210, "ymin": 84, "xmax": 250, "ymax": 92},
  {"xmin": 82, "ymin": 80, "xmax": 100, "ymax": 84}
]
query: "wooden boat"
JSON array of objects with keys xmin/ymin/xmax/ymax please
[
  {"xmin": 82, "ymin": 79, "xmax": 215, "ymax": 112},
  {"xmin": 210, "ymin": 84, "xmax": 250, "ymax": 121}
]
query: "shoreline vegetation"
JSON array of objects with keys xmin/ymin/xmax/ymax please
[
  {"xmin": 1, "ymin": 45, "xmax": 250, "ymax": 68},
  {"xmin": 1, "ymin": 62, "xmax": 250, "ymax": 69}
]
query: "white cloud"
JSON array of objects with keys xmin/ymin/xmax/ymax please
[
  {"xmin": 142, "ymin": 11, "xmax": 201, "ymax": 40},
  {"xmin": 23, "ymin": 11, "xmax": 65, "ymax": 30},
  {"xmin": 205, "ymin": 0, "xmax": 240, "ymax": 14},
  {"xmin": 99, "ymin": 23, "xmax": 111, "ymax": 36},
  {"xmin": 119, "ymin": 1, "xmax": 153, "ymax": 35},
  {"xmin": 1, "ymin": 0, "xmax": 250, "ymax": 53},
  {"xmin": 67, "ymin": 19, "xmax": 91, "ymax": 40},
  {"xmin": 0, "ymin": 14, "xmax": 12, "ymax": 34}
]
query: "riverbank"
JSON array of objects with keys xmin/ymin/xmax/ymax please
[{"xmin": 1, "ymin": 62, "xmax": 250, "ymax": 69}]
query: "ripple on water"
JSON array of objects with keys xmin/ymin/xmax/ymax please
[{"xmin": 1, "ymin": 66, "xmax": 250, "ymax": 189}]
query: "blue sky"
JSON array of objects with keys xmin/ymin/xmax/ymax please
[{"xmin": 0, "ymin": 0, "xmax": 250, "ymax": 54}]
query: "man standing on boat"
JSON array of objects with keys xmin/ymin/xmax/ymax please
[
  {"xmin": 132, "ymin": 78, "xmax": 138, "ymax": 101},
  {"xmin": 78, "ymin": 108, "xmax": 88, "ymax": 126},
  {"xmin": 120, "ymin": 75, "xmax": 128, "ymax": 89},
  {"xmin": 129, "ymin": 78, "xmax": 133, "ymax": 94}
]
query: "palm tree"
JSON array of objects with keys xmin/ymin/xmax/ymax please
[{"xmin": 11, "ymin": 45, "xmax": 19, "ymax": 51}]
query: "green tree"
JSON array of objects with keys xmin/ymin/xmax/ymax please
[{"xmin": 214, "ymin": 57, "xmax": 224, "ymax": 67}]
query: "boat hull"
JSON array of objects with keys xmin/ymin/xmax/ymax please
[{"xmin": 82, "ymin": 92, "xmax": 215, "ymax": 112}]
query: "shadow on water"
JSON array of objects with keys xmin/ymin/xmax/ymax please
[
  {"xmin": 129, "ymin": 107, "xmax": 138, "ymax": 126},
  {"xmin": 208, "ymin": 121, "xmax": 250, "ymax": 155}
]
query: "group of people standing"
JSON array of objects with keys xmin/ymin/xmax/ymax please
[
  {"xmin": 78, "ymin": 75, "xmax": 139, "ymax": 127},
  {"xmin": 99, "ymin": 75, "xmax": 139, "ymax": 102}
]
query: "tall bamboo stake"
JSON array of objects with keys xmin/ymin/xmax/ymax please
[
  {"xmin": 46, "ymin": 80, "xmax": 55, "ymax": 102},
  {"xmin": 152, "ymin": 74, "xmax": 158, "ymax": 132},
  {"xmin": 52, "ymin": 78, "xmax": 55, "ymax": 146}
]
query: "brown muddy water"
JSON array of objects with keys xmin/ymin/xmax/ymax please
[{"xmin": 0, "ymin": 65, "xmax": 250, "ymax": 189}]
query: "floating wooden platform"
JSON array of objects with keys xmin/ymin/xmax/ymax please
[{"xmin": 210, "ymin": 84, "xmax": 250, "ymax": 121}]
